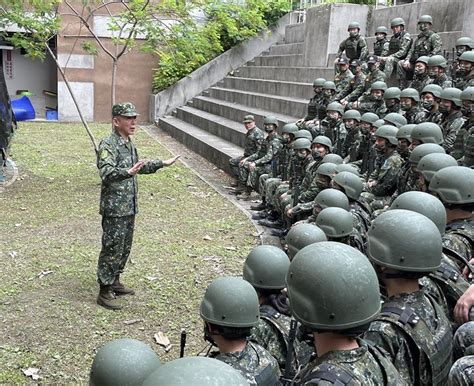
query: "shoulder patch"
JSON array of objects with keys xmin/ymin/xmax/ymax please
[{"xmin": 99, "ymin": 149, "xmax": 111, "ymax": 160}]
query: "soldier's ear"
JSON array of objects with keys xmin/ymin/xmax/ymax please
[{"xmin": 112, "ymin": 116, "xmax": 120, "ymax": 128}]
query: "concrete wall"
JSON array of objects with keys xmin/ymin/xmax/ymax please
[{"xmin": 150, "ymin": 13, "xmax": 295, "ymax": 121}]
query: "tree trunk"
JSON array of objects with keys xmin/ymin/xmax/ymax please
[{"xmin": 111, "ymin": 58, "xmax": 117, "ymax": 107}]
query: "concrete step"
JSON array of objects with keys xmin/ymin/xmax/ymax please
[
  {"xmin": 190, "ymin": 96, "xmax": 298, "ymax": 127},
  {"xmin": 159, "ymin": 116, "xmax": 242, "ymax": 175},
  {"xmin": 253, "ymin": 54, "xmax": 304, "ymax": 67},
  {"xmin": 219, "ymin": 77, "xmax": 313, "ymax": 100},
  {"xmin": 268, "ymin": 42, "xmax": 304, "ymax": 56},
  {"xmin": 207, "ymin": 87, "xmax": 307, "ymax": 118},
  {"xmin": 175, "ymin": 105, "xmax": 246, "ymax": 147},
  {"xmin": 234, "ymin": 66, "xmax": 335, "ymax": 83}
]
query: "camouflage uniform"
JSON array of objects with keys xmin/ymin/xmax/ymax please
[
  {"xmin": 357, "ymin": 96, "xmax": 387, "ymax": 116},
  {"xmin": 404, "ymin": 105, "xmax": 428, "ymax": 124},
  {"xmin": 336, "ymin": 36, "xmax": 369, "ymax": 61},
  {"xmin": 367, "ymin": 150, "xmax": 403, "ymax": 197},
  {"xmin": 349, "ymin": 200, "xmax": 373, "ymax": 245},
  {"xmin": 453, "ymin": 321, "xmax": 474, "ymax": 360},
  {"xmin": 246, "ymin": 132, "xmax": 282, "ymax": 191},
  {"xmin": 319, "ymin": 119, "xmax": 346, "ymax": 156},
  {"xmin": 363, "ymin": 69, "xmax": 387, "ymax": 92},
  {"xmin": 410, "ymin": 73, "xmax": 432, "ymax": 94},
  {"xmin": 449, "ymin": 356, "xmax": 474, "ymax": 386},
  {"xmin": 97, "ymin": 130, "xmax": 164, "ymax": 285},
  {"xmin": 443, "ymin": 218, "xmax": 474, "ymax": 266},
  {"xmin": 212, "ymin": 341, "xmax": 280, "ymax": 386},
  {"xmin": 294, "ymin": 339, "xmax": 406, "ymax": 385},
  {"xmin": 384, "ymin": 102, "xmax": 403, "ymax": 116},
  {"xmin": 390, "ymin": 162, "xmax": 418, "ymax": 204},
  {"xmin": 352, "ymin": 134, "xmax": 378, "ymax": 178},
  {"xmin": 335, "ymin": 72, "xmax": 366, "ymax": 102},
  {"xmin": 365, "ymin": 290, "xmax": 453, "ymax": 385},
  {"xmin": 455, "ymin": 123, "xmax": 474, "ymax": 167},
  {"xmin": 229, "ymin": 127, "xmax": 265, "ymax": 181},
  {"xmin": 383, "ymin": 31, "xmax": 413, "ymax": 79},
  {"xmin": 374, "ymin": 37, "xmax": 389, "ymax": 57},
  {"xmin": 334, "ymin": 69, "xmax": 354, "ymax": 95},
  {"xmin": 341, "ymin": 127, "xmax": 362, "ymax": 161},
  {"xmin": 431, "ymin": 73, "xmax": 453, "ymax": 89},
  {"xmin": 426, "ymin": 109, "xmax": 445, "ymax": 125},
  {"xmin": 441, "ymin": 111, "xmax": 466, "ymax": 154},
  {"xmin": 302, "ymin": 94, "xmax": 325, "ymax": 124},
  {"xmin": 456, "ymin": 74, "xmax": 474, "ymax": 90}
]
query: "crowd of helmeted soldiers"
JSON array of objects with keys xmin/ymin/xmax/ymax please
[{"xmin": 87, "ymin": 15, "xmax": 474, "ymax": 386}]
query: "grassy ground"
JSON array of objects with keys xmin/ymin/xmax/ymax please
[{"xmin": 0, "ymin": 122, "xmax": 257, "ymax": 384}]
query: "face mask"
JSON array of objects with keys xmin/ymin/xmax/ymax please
[
  {"xmin": 385, "ymin": 100, "xmax": 396, "ymax": 108},
  {"xmin": 349, "ymin": 66, "xmax": 357, "ymax": 73},
  {"xmin": 400, "ymin": 104, "xmax": 411, "ymax": 111},
  {"xmin": 376, "ymin": 34, "xmax": 385, "ymax": 41},
  {"xmin": 375, "ymin": 142, "xmax": 386, "ymax": 152},
  {"xmin": 438, "ymin": 104, "xmax": 450, "ymax": 114},
  {"xmin": 324, "ymin": 90, "xmax": 333, "ymax": 97},
  {"xmin": 311, "ymin": 149, "xmax": 321, "ymax": 160},
  {"xmin": 414, "ymin": 67, "xmax": 426, "ymax": 76},
  {"xmin": 422, "ymin": 100, "xmax": 434, "ymax": 110},
  {"xmin": 297, "ymin": 150, "xmax": 308, "ymax": 159},
  {"xmin": 461, "ymin": 105, "xmax": 474, "ymax": 118},
  {"xmin": 361, "ymin": 126, "xmax": 371, "ymax": 135},
  {"xmin": 419, "ymin": 24, "xmax": 428, "ymax": 32},
  {"xmin": 428, "ymin": 69, "xmax": 438, "ymax": 78},
  {"xmin": 349, "ymin": 31, "xmax": 358, "ymax": 38},
  {"xmin": 264, "ymin": 124, "xmax": 274, "ymax": 133}
]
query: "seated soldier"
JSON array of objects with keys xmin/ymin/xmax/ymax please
[
  {"xmin": 335, "ymin": 22, "xmax": 368, "ymax": 64},
  {"xmin": 297, "ymin": 78, "xmax": 326, "ymax": 129},
  {"xmin": 340, "ymin": 109, "xmax": 362, "ymax": 160},
  {"xmin": 334, "ymin": 57, "xmax": 354, "ymax": 95},
  {"xmin": 304, "ymin": 187, "xmax": 350, "ymax": 225},
  {"xmin": 352, "ymin": 81, "xmax": 387, "ymax": 116},
  {"xmin": 364, "ymin": 210, "xmax": 453, "ymax": 385},
  {"xmin": 380, "ymin": 17, "xmax": 412, "ymax": 81},
  {"xmin": 421, "ymin": 84, "xmax": 444, "ymax": 124},
  {"xmin": 200, "ymin": 277, "xmax": 280, "ymax": 385},
  {"xmin": 452, "ymin": 86, "xmax": 474, "ymax": 166},
  {"xmin": 383, "ymin": 112, "xmax": 407, "ymax": 128},
  {"xmin": 400, "ymin": 88, "xmax": 428, "ymax": 124},
  {"xmin": 373, "ymin": 26, "xmax": 389, "ymax": 59},
  {"xmin": 417, "ymin": 152, "xmax": 457, "ymax": 193},
  {"xmin": 456, "ymin": 51, "xmax": 474, "ymax": 90},
  {"xmin": 337, "ymin": 59, "xmax": 366, "ymax": 107},
  {"xmin": 289, "ymin": 242, "xmax": 406, "ymax": 385},
  {"xmin": 364, "ymin": 55, "xmax": 387, "ymax": 89},
  {"xmin": 351, "ymin": 112, "xmax": 379, "ymax": 178},
  {"xmin": 410, "ymin": 121, "xmax": 444, "ymax": 149},
  {"xmin": 317, "ymin": 102, "xmax": 346, "ymax": 155},
  {"xmin": 409, "ymin": 56, "xmax": 431, "ymax": 93},
  {"xmin": 285, "ymin": 223, "xmax": 327, "ymax": 260},
  {"xmin": 439, "ymin": 88, "xmax": 466, "ymax": 154},
  {"xmin": 428, "ymin": 55, "xmax": 453, "ymax": 88},
  {"xmin": 383, "ymin": 87, "xmax": 402, "ymax": 115}
]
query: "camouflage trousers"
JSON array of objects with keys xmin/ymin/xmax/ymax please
[
  {"xmin": 449, "ymin": 356, "xmax": 474, "ymax": 386},
  {"xmin": 360, "ymin": 192, "xmax": 391, "ymax": 212},
  {"xmin": 397, "ymin": 61, "xmax": 414, "ymax": 88},
  {"xmin": 264, "ymin": 178, "xmax": 285, "ymax": 208},
  {"xmin": 454, "ymin": 322, "xmax": 474, "ymax": 360},
  {"xmin": 229, "ymin": 156, "xmax": 244, "ymax": 181},
  {"xmin": 97, "ymin": 215, "xmax": 135, "ymax": 285},
  {"xmin": 258, "ymin": 174, "xmax": 271, "ymax": 200},
  {"xmin": 247, "ymin": 164, "xmax": 271, "ymax": 192},
  {"xmin": 383, "ymin": 57, "xmax": 400, "ymax": 79}
]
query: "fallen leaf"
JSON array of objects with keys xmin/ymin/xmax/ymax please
[
  {"xmin": 225, "ymin": 246, "xmax": 237, "ymax": 251},
  {"xmin": 154, "ymin": 331, "xmax": 172, "ymax": 352},
  {"xmin": 123, "ymin": 319, "xmax": 144, "ymax": 325},
  {"xmin": 203, "ymin": 235, "xmax": 212, "ymax": 241},
  {"xmin": 37, "ymin": 270, "xmax": 53, "ymax": 279},
  {"xmin": 22, "ymin": 367, "xmax": 40, "ymax": 380}
]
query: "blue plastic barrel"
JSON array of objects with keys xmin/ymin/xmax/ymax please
[{"xmin": 11, "ymin": 96, "xmax": 36, "ymax": 121}]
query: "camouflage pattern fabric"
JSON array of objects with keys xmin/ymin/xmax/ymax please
[
  {"xmin": 293, "ymin": 339, "xmax": 407, "ymax": 385},
  {"xmin": 97, "ymin": 130, "xmax": 163, "ymax": 217},
  {"xmin": 212, "ymin": 341, "xmax": 280, "ymax": 386},
  {"xmin": 368, "ymin": 150, "xmax": 403, "ymax": 197},
  {"xmin": 390, "ymin": 163, "xmax": 419, "ymax": 204},
  {"xmin": 341, "ymin": 128, "xmax": 362, "ymax": 160},
  {"xmin": 455, "ymin": 74, "xmax": 474, "ymax": 91},
  {"xmin": 410, "ymin": 73, "xmax": 432, "ymax": 94},
  {"xmin": 363, "ymin": 69, "xmax": 387, "ymax": 92},
  {"xmin": 336, "ymin": 36, "xmax": 369, "ymax": 61},
  {"xmin": 243, "ymin": 127, "xmax": 265, "ymax": 157},
  {"xmin": 320, "ymin": 119, "xmax": 347, "ymax": 156},
  {"xmin": 441, "ymin": 112, "xmax": 466, "ymax": 154},
  {"xmin": 357, "ymin": 96, "xmax": 387, "ymax": 116},
  {"xmin": 365, "ymin": 290, "xmax": 453, "ymax": 386},
  {"xmin": 384, "ymin": 102, "xmax": 403, "ymax": 116},
  {"xmin": 383, "ymin": 31, "xmax": 413, "ymax": 78},
  {"xmin": 449, "ymin": 356, "xmax": 474, "ymax": 386},
  {"xmin": 404, "ymin": 106, "xmax": 428, "ymax": 124},
  {"xmin": 430, "ymin": 73, "xmax": 453, "ymax": 89},
  {"xmin": 374, "ymin": 38, "xmax": 389, "ymax": 57},
  {"xmin": 246, "ymin": 133, "xmax": 282, "ymax": 190},
  {"xmin": 461, "ymin": 125, "xmax": 474, "ymax": 166},
  {"xmin": 304, "ymin": 94, "xmax": 325, "ymax": 121},
  {"xmin": 335, "ymin": 72, "xmax": 366, "ymax": 102},
  {"xmin": 334, "ymin": 69, "xmax": 354, "ymax": 95},
  {"xmin": 112, "ymin": 102, "xmax": 138, "ymax": 117},
  {"xmin": 453, "ymin": 322, "xmax": 474, "ymax": 360},
  {"xmin": 406, "ymin": 30, "xmax": 443, "ymax": 63},
  {"xmin": 426, "ymin": 110, "xmax": 444, "ymax": 125},
  {"xmin": 443, "ymin": 218, "xmax": 474, "ymax": 265}
]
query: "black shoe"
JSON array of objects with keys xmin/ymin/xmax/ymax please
[
  {"xmin": 271, "ymin": 228, "xmax": 289, "ymax": 237},
  {"xmin": 252, "ymin": 211, "xmax": 270, "ymax": 220},
  {"xmin": 258, "ymin": 219, "xmax": 283, "ymax": 228},
  {"xmin": 250, "ymin": 202, "xmax": 267, "ymax": 211}
]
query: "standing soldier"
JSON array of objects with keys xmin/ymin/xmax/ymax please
[
  {"xmin": 297, "ymin": 78, "xmax": 326, "ymax": 130},
  {"xmin": 335, "ymin": 21, "xmax": 369, "ymax": 63},
  {"xmin": 409, "ymin": 56, "xmax": 431, "ymax": 93},
  {"xmin": 373, "ymin": 26, "xmax": 389, "ymax": 58},
  {"xmin": 439, "ymin": 88, "xmax": 466, "ymax": 154},
  {"xmin": 455, "ymin": 51, "xmax": 474, "ymax": 90},
  {"xmin": 399, "ymin": 15, "xmax": 443, "ymax": 87},
  {"xmin": 427, "ymin": 55, "xmax": 453, "ymax": 88},
  {"xmin": 337, "ymin": 60, "xmax": 366, "ymax": 106},
  {"xmin": 229, "ymin": 115, "xmax": 264, "ymax": 194},
  {"xmin": 400, "ymin": 88, "xmax": 428, "ymax": 124},
  {"xmin": 381, "ymin": 17, "xmax": 412, "ymax": 80},
  {"xmin": 96, "ymin": 103, "xmax": 180, "ymax": 310},
  {"xmin": 334, "ymin": 57, "xmax": 354, "ymax": 95}
]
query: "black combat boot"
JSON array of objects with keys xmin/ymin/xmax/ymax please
[
  {"xmin": 250, "ymin": 201, "xmax": 267, "ymax": 211},
  {"xmin": 112, "ymin": 276, "xmax": 135, "ymax": 296},
  {"xmin": 97, "ymin": 284, "xmax": 122, "ymax": 310}
]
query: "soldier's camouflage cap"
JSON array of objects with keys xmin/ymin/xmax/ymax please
[
  {"xmin": 112, "ymin": 103, "xmax": 139, "ymax": 117},
  {"xmin": 243, "ymin": 115, "xmax": 255, "ymax": 123},
  {"xmin": 337, "ymin": 57, "xmax": 349, "ymax": 65}
]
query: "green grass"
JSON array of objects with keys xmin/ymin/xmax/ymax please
[{"xmin": 0, "ymin": 122, "xmax": 256, "ymax": 383}]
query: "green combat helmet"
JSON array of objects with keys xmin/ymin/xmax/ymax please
[
  {"xmin": 375, "ymin": 26, "xmax": 389, "ymax": 35},
  {"xmin": 243, "ymin": 245, "xmax": 289, "ymax": 290},
  {"xmin": 384, "ymin": 87, "xmax": 401, "ymax": 101},
  {"xmin": 286, "ymin": 223, "xmax": 327, "ymax": 260},
  {"xmin": 461, "ymin": 86, "xmax": 474, "ymax": 102},
  {"xmin": 323, "ymin": 81, "xmax": 337, "ymax": 91},
  {"xmin": 322, "ymin": 154, "xmax": 343, "ymax": 165},
  {"xmin": 421, "ymin": 84, "xmax": 443, "ymax": 98},
  {"xmin": 326, "ymin": 102, "xmax": 345, "ymax": 115},
  {"xmin": 440, "ymin": 87, "xmax": 462, "ymax": 107},
  {"xmin": 263, "ymin": 116, "xmax": 278, "ymax": 126},
  {"xmin": 343, "ymin": 110, "xmax": 362, "ymax": 122},
  {"xmin": 293, "ymin": 130, "xmax": 313, "ymax": 141},
  {"xmin": 368, "ymin": 209, "xmax": 442, "ymax": 272},
  {"xmin": 459, "ymin": 51, "xmax": 474, "ymax": 63},
  {"xmin": 312, "ymin": 135, "xmax": 333, "ymax": 152},
  {"xmin": 384, "ymin": 112, "xmax": 407, "ymax": 128},
  {"xmin": 332, "ymin": 171, "xmax": 364, "ymax": 200},
  {"xmin": 370, "ymin": 81, "xmax": 388, "ymax": 92},
  {"xmin": 143, "ymin": 357, "xmax": 248, "ymax": 386},
  {"xmin": 429, "ymin": 166, "xmax": 474, "ymax": 204},
  {"xmin": 428, "ymin": 55, "xmax": 448, "ymax": 69},
  {"xmin": 361, "ymin": 112, "xmax": 379, "ymax": 124},
  {"xmin": 316, "ymin": 162, "xmax": 338, "ymax": 177},
  {"xmin": 292, "ymin": 138, "xmax": 311, "ymax": 151},
  {"xmin": 200, "ymin": 277, "xmax": 259, "ymax": 328},
  {"xmin": 390, "ymin": 17, "xmax": 405, "ymax": 28},
  {"xmin": 313, "ymin": 78, "xmax": 326, "ymax": 87},
  {"xmin": 400, "ymin": 88, "xmax": 420, "ymax": 102},
  {"xmin": 374, "ymin": 119, "xmax": 385, "ymax": 129},
  {"xmin": 418, "ymin": 15, "xmax": 433, "ymax": 24},
  {"xmin": 281, "ymin": 123, "xmax": 299, "ymax": 134},
  {"xmin": 456, "ymin": 37, "xmax": 474, "ymax": 49},
  {"xmin": 287, "ymin": 242, "xmax": 381, "ymax": 330},
  {"xmin": 396, "ymin": 124, "xmax": 416, "ymax": 141},
  {"xmin": 348, "ymin": 21, "xmax": 361, "ymax": 30},
  {"xmin": 416, "ymin": 56, "xmax": 430, "ymax": 65},
  {"xmin": 375, "ymin": 125, "xmax": 399, "ymax": 145},
  {"xmin": 314, "ymin": 189, "xmax": 350, "ymax": 211},
  {"xmin": 316, "ymin": 207, "xmax": 353, "ymax": 238},
  {"xmin": 334, "ymin": 163, "xmax": 360, "ymax": 176},
  {"xmin": 390, "ymin": 192, "xmax": 447, "ymax": 235},
  {"xmin": 409, "ymin": 143, "xmax": 445, "ymax": 165},
  {"xmin": 411, "ymin": 122, "xmax": 444, "ymax": 145},
  {"xmin": 89, "ymin": 338, "xmax": 161, "ymax": 386},
  {"xmin": 417, "ymin": 153, "xmax": 458, "ymax": 183}
]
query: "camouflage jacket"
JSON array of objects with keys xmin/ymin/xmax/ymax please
[
  {"xmin": 406, "ymin": 30, "xmax": 443, "ymax": 63},
  {"xmin": 440, "ymin": 111, "xmax": 466, "ymax": 154},
  {"xmin": 336, "ymin": 72, "xmax": 366, "ymax": 102},
  {"xmin": 350, "ymin": 199, "xmax": 373, "ymax": 240},
  {"xmin": 390, "ymin": 161, "xmax": 419, "ymax": 204},
  {"xmin": 363, "ymin": 69, "xmax": 387, "ymax": 92},
  {"xmin": 365, "ymin": 290, "xmax": 453, "ymax": 386},
  {"xmin": 297, "ymin": 158, "xmax": 324, "ymax": 203},
  {"xmin": 443, "ymin": 217, "xmax": 474, "ymax": 264},
  {"xmin": 448, "ymin": 356, "xmax": 474, "ymax": 386},
  {"xmin": 278, "ymin": 144, "xmax": 294, "ymax": 180},
  {"xmin": 213, "ymin": 341, "xmax": 280, "ymax": 386},
  {"xmin": 97, "ymin": 130, "xmax": 163, "ymax": 217},
  {"xmin": 289, "ymin": 154, "xmax": 313, "ymax": 191},
  {"xmin": 426, "ymin": 109, "xmax": 444, "ymax": 125},
  {"xmin": 247, "ymin": 132, "xmax": 283, "ymax": 166},
  {"xmin": 293, "ymin": 338, "xmax": 407, "ymax": 385},
  {"xmin": 341, "ymin": 128, "xmax": 362, "ymax": 161},
  {"xmin": 383, "ymin": 103, "xmax": 402, "ymax": 117},
  {"xmin": 334, "ymin": 69, "xmax": 354, "ymax": 95},
  {"xmin": 429, "ymin": 73, "xmax": 453, "ymax": 89},
  {"xmin": 374, "ymin": 38, "xmax": 389, "ymax": 57},
  {"xmin": 410, "ymin": 73, "xmax": 432, "ymax": 94},
  {"xmin": 454, "ymin": 122, "xmax": 474, "ymax": 166},
  {"xmin": 455, "ymin": 73, "xmax": 474, "ymax": 90},
  {"xmin": 304, "ymin": 94, "xmax": 325, "ymax": 121},
  {"xmin": 243, "ymin": 127, "xmax": 265, "ymax": 157},
  {"xmin": 387, "ymin": 31, "xmax": 413, "ymax": 60},
  {"xmin": 352, "ymin": 135, "xmax": 378, "ymax": 178},
  {"xmin": 357, "ymin": 96, "xmax": 387, "ymax": 116},
  {"xmin": 320, "ymin": 119, "xmax": 347, "ymax": 156},
  {"xmin": 404, "ymin": 105, "xmax": 428, "ymax": 124},
  {"xmin": 336, "ymin": 35, "xmax": 369, "ymax": 61},
  {"xmin": 368, "ymin": 150, "xmax": 403, "ymax": 197}
]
